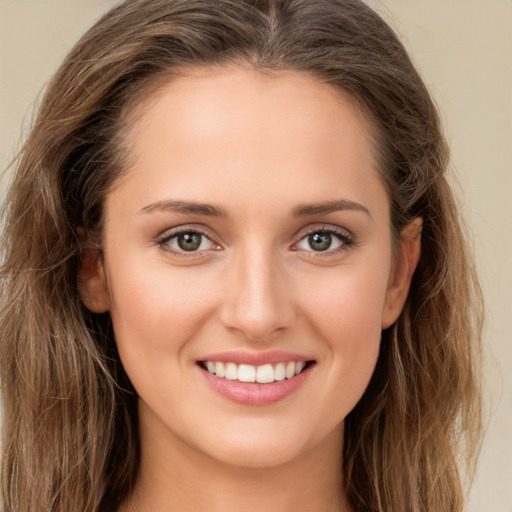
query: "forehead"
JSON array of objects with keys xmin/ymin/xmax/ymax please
[
  {"xmin": 125, "ymin": 66, "xmax": 376, "ymax": 160},
  {"xmin": 113, "ymin": 66, "xmax": 386, "ymax": 219}
]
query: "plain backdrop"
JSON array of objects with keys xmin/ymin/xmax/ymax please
[{"xmin": 0, "ymin": 1, "xmax": 510, "ymax": 510}]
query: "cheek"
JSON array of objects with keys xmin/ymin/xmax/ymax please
[
  {"xmin": 301, "ymin": 260, "xmax": 389, "ymax": 342},
  {"xmin": 106, "ymin": 260, "xmax": 218, "ymax": 373},
  {"xmin": 295, "ymin": 262, "xmax": 389, "ymax": 411}
]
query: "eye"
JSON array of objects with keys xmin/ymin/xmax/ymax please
[
  {"xmin": 158, "ymin": 228, "xmax": 219, "ymax": 255},
  {"xmin": 295, "ymin": 227, "xmax": 353, "ymax": 254}
]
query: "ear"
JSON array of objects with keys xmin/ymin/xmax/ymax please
[
  {"xmin": 78, "ymin": 247, "xmax": 110, "ymax": 313},
  {"xmin": 381, "ymin": 217, "xmax": 422, "ymax": 329}
]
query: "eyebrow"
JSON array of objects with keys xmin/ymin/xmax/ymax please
[
  {"xmin": 292, "ymin": 199, "xmax": 372, "ymax": 219},
  {"xmin": 138, "ymin": 200, "xmax": 229, "ymax": 217},
  {"xmin": 138, "ymin": 198, "xmax": 371, "ymax": 219}
]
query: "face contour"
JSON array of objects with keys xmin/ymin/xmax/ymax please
[{"xmin": 81, "ymin": 67, "xmax": 420, "ymax": 470}]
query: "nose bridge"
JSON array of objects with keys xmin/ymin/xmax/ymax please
[{"xmin": 219, "ymin": 240, "xmax": 294, "ymax": 341}]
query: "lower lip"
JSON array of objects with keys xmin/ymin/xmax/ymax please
[{"xmin": 198, "ymin": 364, "xmax": 314, "ymax": 406}]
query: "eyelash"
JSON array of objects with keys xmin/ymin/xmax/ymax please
[
  {"xmin": 157, "ymin": 225, "xmax": 354, "ymax": 259},
  {"xmin": 157, "ymin": 227, "xmax": 219, "ymax": 259},
  {"xmin": 295, "ymin": 226, "xmax": 354, "ymax": 257}
]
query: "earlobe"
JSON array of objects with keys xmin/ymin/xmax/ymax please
[
  {"xmin": 381, "ymin": 217, "xmax": 422, "ymax": 329},
  {"xmin": 78, "ymin": 248, "xmax": 110, "ymax": 313}
]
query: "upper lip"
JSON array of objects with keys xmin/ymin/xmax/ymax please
[{"xmin": 197, "ymin": 350, "xmax": 314, "ymax": 366}]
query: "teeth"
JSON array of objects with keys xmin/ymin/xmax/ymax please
[
  {"xmin": 238, "ymin": 364, "xmax": 256, "ymax": 382},
  {"xmin": 225, "ymin": 362, "xmax": 238, "ymax": 380},
  {"xmin": 274, "ymin": 362, "xmax": 286, "ymax": 381},
  {"xmin": 203, "ymin": 360, "xmax": 309, "ymax": 383},
  {"xmin": 285, "ymin": 361, "xmax": 295, "ymax": 379},
  {"xmin": 256, "ymin": 364, "xmax": 274, "ymax": 384},
  {"xmin": 215, "ymin": 361, "xmax": 225, "ymax": 378}
]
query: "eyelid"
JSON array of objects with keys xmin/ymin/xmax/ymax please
[
  {"xmin": 291, "ymin": 224, "xmax": 354, "ymax": 256},
  {"xmin": 298, "ymin": 223, "xmax": 353, "ymax": 240},
  {"xmin": 157, "ymin": 225, "xmax": 221, "ymax": 257},
  {"xmin": 156, "ymin": 222, "xmax": 354, "ymax": 258}
]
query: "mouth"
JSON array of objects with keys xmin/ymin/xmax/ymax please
[
  {"xmin": 198, "ymin": 360, "xmax": 315, "ymax": 384},
  {"xmin": 196, "ymin": 354, "xmax": 317, "ymax": 406}
]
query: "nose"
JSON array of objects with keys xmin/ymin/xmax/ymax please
[{"xmin": 219, "ymin": 247, "xmax": 296, "ymax": 342}]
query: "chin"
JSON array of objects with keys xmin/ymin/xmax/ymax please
[
  {"xmin": 203, "ymin": 439, "xmax": 309, "ymax": 469},
  {"xmin": 192, "ymin": 418, "xmax": 342, "ymax": 470}
]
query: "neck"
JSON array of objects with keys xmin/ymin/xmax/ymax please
[{"xmin": 119, "ymin": 405, "xmax": 350, "ymax": 512}]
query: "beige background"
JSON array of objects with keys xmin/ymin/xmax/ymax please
[{"xmin": 0, "ymin": 0, "xmax": 510, "ymax": 510}]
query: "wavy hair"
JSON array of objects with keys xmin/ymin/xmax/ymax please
[{"xmin": 0, "ymin": 0, "xmax": 482, "ymax": 510}]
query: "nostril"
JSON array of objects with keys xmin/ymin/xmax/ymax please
[{"xmin": 218, "ymin": 270, "xmax": 296, "ymax": 340}]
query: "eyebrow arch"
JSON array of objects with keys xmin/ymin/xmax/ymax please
[
  {"xmin": 138, "ymin": 200, "xmax": 229, "ymax": 217},
  {"xmin": 292, "ymin": 199, "xmax": 372, "ymax": 218},
  {"xmin": 138, "ymin": 198, "xmax": 371, "ymax": 219}
]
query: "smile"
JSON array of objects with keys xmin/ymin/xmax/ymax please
[
  {"xmin": 197, "ymin": 353, "xmax": 316, "ymax": 406},
  {"xmin": 200, "ymin": 360, "xmax": 309, "ymax": 383}
]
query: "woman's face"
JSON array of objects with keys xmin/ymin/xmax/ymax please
[{"xmin": 82, "ymin": 67, "xmax": 419, "ymax": 469}]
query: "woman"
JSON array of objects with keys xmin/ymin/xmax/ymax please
[{"xmin": 0, "ymin": 0, "xmax": 483, "ymax": 511}]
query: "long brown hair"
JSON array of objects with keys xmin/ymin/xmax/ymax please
[{"xmin": 0, "ymin": 1, "xmax": 482, "ymax": 510}]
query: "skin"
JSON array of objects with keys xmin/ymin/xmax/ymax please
[{"xmin": 81, "ymin": 66, "xmax": 421, "ymax": 512}]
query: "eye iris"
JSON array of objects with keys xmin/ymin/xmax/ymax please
[
  {"xmin": 308, "ymin": 232, "xmax": 331, "ymax": 251},
  {"xmin": 177, "ymin": 232, "xmax": 202, "ymax": 251}
]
